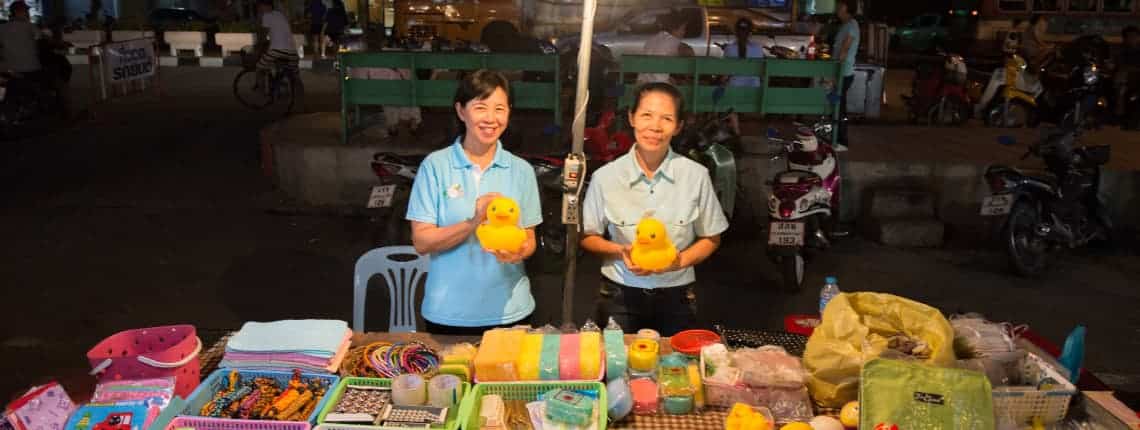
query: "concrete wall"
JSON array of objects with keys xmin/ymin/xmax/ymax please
[{"xmin": 268, "ymin": 120, "xmax": 1140, "ymax": 236}]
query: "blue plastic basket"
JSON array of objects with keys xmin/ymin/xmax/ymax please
[{"xmin": 183, "ymin": 369, "xmax": 341, "ymax": 424}]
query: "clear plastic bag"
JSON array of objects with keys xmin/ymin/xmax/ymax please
[{"xmin": 732, "ymin": 346, "xmax": 807, "ymax": 388}]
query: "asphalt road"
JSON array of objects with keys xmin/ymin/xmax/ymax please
[{"xmin": 1, "ymin": 67, "xmax": 1137, "ymax": 409}]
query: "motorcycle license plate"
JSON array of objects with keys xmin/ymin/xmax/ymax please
[
  {"xmin": 768, "ymin": 222, "xmax": 805, "ymax": 246},
  {"xmin": 367, "ymin": 184, "xmax": 396, "ymax": 209},
  {"xmin": 980, "ymin": 194, "xmax": 1014, "ymax": 216}
]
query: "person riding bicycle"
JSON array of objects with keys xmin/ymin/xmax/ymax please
[{"xmin": 254, "ymin": 0, "xmax": 300, "ymax": 90}]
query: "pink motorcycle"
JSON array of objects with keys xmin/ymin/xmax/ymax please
[{"xmin": 765, "ymin": 122, "xmax": 842, "ymax": 291}]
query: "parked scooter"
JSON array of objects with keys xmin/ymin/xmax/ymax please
[
  {"xmin": 367, "ymin": 152, "xmax": 423, "ymax": 246},
  {"xmin": 980, "ymin": 128, "xmax": 1111, "ymax": 276},
  {"xmin": 903, "ymin": 52, "xmax": 971, "ymax": 125},
  {"xmin": 765, "ymin": 122, "xmax": 841, "ymax": 291},
  {"xmin": 672, "ymin": 88, "xmax": 744, "ymax": 224}
]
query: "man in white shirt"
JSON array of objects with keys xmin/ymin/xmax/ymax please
[
  {"xmin": 255, "ymin": 0, "xmax": 301, "ymax": 88},
  {"xmin": 0, "ymin": 1, "xmax": 71, "ymax": 118},
  {"xmin": 637, "ymin": 11, "xmax": 693, "ymax": 84}
]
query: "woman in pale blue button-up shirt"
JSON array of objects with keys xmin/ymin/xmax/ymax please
[
  {"xmin": 580, "ymin": 82, "xmax": 730, "ymax": 336},
  {"xmin": 406, "ymin": 70, "xmax": 543, "ymax": 335}
]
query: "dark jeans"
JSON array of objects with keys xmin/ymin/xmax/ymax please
[
  {"xmin": 424, "ymin": 315, "xmax": 533, "ymax": 336},
  {"xmin": 594, "ymin": 277, "xmax": 697, "ymax": 337},
  {"xmin": 838, "ymin": 74, "xmax": 855, "ymax": 146}
]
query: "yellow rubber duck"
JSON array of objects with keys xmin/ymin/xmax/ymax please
[
  {"xmin": 725, "ymin": 403, "xmax": 772, "ymax": 430},
  {"xmin": 630, "ymin": 217, "xmax": 677, "ymax": 271},
  {"xmin": 476, "ymin": 196, "xmax": 526, "ymax": 253}
]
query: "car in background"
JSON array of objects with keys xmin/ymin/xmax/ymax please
[{"xmin": 892, "ymin": 14, "xmax": 949, "ymax": 52}]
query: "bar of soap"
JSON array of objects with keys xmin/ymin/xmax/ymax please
[
  {"xmin": 516, "ymin": 333, "xmax": 543, "ymax": 381},
  {"xmin": 603, "ymin": 329, "xmax": 627, "ymax": 381},
  {"xmin": 559, "ymin": 333, "xmax": 581, "ymax": 380},
  {"xmin": 474, "ymin": 328, "xmax": 524, "ymax": 381},
  {"xmin": 579, "ymin": 331, "xmax": 601, "ymax": 380},
  {"xmin": 539, "ymin": 334, "xmax": 561, "ymax": 380}
]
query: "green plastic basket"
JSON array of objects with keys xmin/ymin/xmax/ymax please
[
  {"xmin": 457, "ymin": 382, "xmax": 607, "ymax": 430},
  {"xmin": 315, "ymin": 377, "xmax": 468, "ymax": 430}
]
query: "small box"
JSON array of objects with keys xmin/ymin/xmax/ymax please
[{"xmin": 541, "ymin": 389, "xmax": 594, "ymax": 426}]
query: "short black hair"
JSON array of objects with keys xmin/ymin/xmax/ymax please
[
  {"xmin": 1124, "ymin": 25, "xmax": 1140, "ymax": 39},
  {"xmin": 837, "ymin": 0, "xmax": 856, "ymax": 14},
  {"xmin": 629, "ymin": 81, "xmax": 684, "ymax": 118},
  {"xmin": 453, "ymin": 69, "xmax": 512, "ymax": 108},
  {"xmin": 256, "ymin": 0, "xmax": 274, "ymax": 7},
  {"xmin": 657, "ymin": 10, "xmax": 686, "ymax": 32}
]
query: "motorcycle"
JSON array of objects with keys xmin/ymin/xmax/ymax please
[
  {"xmin": 903, "ymin": 52, "xmax": 971, "ymax": 126},
  {"xmin": 980, "ymin": 128, "xmax": 1111, "ymax": 276},
  {"xmin": 764, "ymin": 122, "xmax": 841, "ymax": 291},
  {"xmin": 979, "ymin": 35, "xmax": 1107, "ymax": 128},
  {"xmin": 672, "ymin": 87, "xmax": 745, "ymax": 225},
  {"xmin": 367, "ymin": 152, "xmax": 424, "ymax": 246}
]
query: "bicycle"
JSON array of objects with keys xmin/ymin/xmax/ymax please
[{"xmin": 232, "ymin": 46, "xmax": 301, "ymax": 113}]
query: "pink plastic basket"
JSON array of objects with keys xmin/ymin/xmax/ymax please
[
  {"xmin": 87, "ymin": 324, "xmax": 202, "ymax": 398},
  {"xmin": 165, "ymin": 417, "xmax": 310, "ymax": 430}
]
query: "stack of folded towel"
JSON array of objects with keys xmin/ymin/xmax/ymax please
[{"xmin": 220, "ymin": 319, "xmax": 353, "ymax": 374}]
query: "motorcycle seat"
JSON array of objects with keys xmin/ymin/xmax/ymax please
[{"xmin": 774, "ymin": 169, "xmax": 822, "ymax": 186}]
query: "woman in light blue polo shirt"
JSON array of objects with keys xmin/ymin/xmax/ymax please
[
  {"xmin": 405, "ymin": 70, "xmax": 543, "ymax": 335},
  {"xmin": 580, "ymin": 82, "xmax": 730, "ymax": 336}
]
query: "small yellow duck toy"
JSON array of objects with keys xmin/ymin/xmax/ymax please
[
  {"xmin": 476, "ymin": 196, "xmax": 526, "ymax": 253},
  {"xmin": 725, "ymin": 403, "xmax": 772, "ymax": 430},
  {"xmin": 630, "ymin": 217, "xmax": 677, "ymax": 271}
]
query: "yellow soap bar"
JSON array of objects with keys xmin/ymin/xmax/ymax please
[
  {"xmin": 687, "ymin": 362, "xmax": 705, "ymax": 409},
  {"xmin": 516, "ymin": 333, "xmax": 543, "ymax": 380},
  {"xmin": 579, "ymin": 331, "xmax": 602, "ymax": 380},
  {"xmin": 474, "ymin": 328, "xmax": 524, "ymax": 381}
]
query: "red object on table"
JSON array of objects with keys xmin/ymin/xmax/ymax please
[
  {"xmin": 784, "ymin": 314, "xmax": 820, "ymax": 336},
  {"xmin": 670, "ymin": 330, "xmax": 721, "ymax": 356}
]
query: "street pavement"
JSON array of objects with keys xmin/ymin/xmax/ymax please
[{"xmin": 1, "ymin": 67, "xmax": 1138, "ymax": 409}]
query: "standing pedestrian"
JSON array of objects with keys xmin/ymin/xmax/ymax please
[
  {"xmin": 306, "ymin": 0, "xmax": 326, "ymax": 56},
  {"xmin": 722, "ymin": 17, "xmax": 764, "ymax": 135},
  {"xmin": 834, "ymin": 0, "xmax": 859, "ymax": 152},
  {"xmin": 637, "ymin": 10, "xmax": 694, "ymax": 84},
  {"xmin": 321, "ymin": 0, "xmax": 347, "ymax": 58}
]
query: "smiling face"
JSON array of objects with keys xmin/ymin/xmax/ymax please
[
  {"xmin": 629, "ymin": 90, "xmax": 682, "ymax": 157},
  {"xmin": 487, "ymin": 197, "xmax": 521, "ymax": 226},
  {"xmin": 456, "ymin": 86, "xmax": 510, "ymax": 147},
  {"xmin": 634, "ymin": 218, "xmax": 668, "ymax": 248}
]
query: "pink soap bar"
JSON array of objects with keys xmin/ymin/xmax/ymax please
[
  {"xmin": 630, "ymin": 377, "xmax": 659, "ymax": 415},
  {"xmin": 559, "ymin": 333, "xmax": 581, "ymax": 380}
]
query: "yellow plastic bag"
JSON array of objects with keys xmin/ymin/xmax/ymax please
[{"xmin": 803, "ymin": 292, "xmax": 956, "ymax": 408}]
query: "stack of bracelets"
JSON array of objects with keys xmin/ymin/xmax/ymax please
[{"xmin": 345, "ymin": 342, "xmax": 440, "ymax": 378}]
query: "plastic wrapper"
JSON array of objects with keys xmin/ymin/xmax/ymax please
[
  {"xmin": 752, "ymin": 386, "xmax": 813, "ymax": 424},
  {"xmin": 604, "ymin": 319, "xmax": 627, "ymax": 382},
  {"xmin": 803, "ymin": 292, "xmax": 956, "ymax": 408},
  {"xmin": 91, "ymin": 377, "xmax": 176, "ymax": 408},
  {"xmin": 951, "ymin": 314, "xmax": 1020, "ymax": 358},
  {"xmin": 701, "ymin": 344, "xmax": 740, "ymax": 386},
  {"xmin": 956, "ymin": 348, "xmax": 1028, "ymax": 387},
  {"xmin": 581, "ymin": 319, "xmax": 601, "ymax": 332},
  {"xmin": 658, "ymin": 353, "xmax": 694, "ymax": 397},
  {"xmin": 474, "ymin": 328, "xmax": 525, "ymax": 381},
  {"xmin": 732, "ymin": 346, "xmax": 807, "ymax": 388},
  {"xmin": 439, "ymin": 342, "xmax": 477, "ymax": 366}
]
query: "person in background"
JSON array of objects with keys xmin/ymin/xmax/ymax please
[
  {"xmin": 1020, "ymin": 15, "xmax": 1054, "ymax": 69},
  {"xmin": 321, "ymin": 0, "xmax": 347, "ymax": 58},
  {"xmin": 406, "ymin": 70, "xmax": 542, "ymax": 335},
  {"xmin": 1113, "ymin": 25, "xmax": 1140, "ymax": 123},
  {"xmin": 306, "ymin": 0, "xmax": 326, "ymax": 57},
  {"xmin": 833, "ymin": 0, "xmax": 859, "ymax": 152},
  {"xmin": 254, "ymin": 0, "xmax": 301, "ymax": 95},
  {"xmin": 721, "ymin": 17, "xmax": 764, "ymax": 135},
  {"xmin": 637, "ymin": 11, "xmax": 694, "ymax": 84},
  {"xmin": 0, "ymin": 1, "xmax": 69, "ymax": 119},
  {"xmin": 580, "ymin": 82, "xmax": 729, "ymax": 336}
]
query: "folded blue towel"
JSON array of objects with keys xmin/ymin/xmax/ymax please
[{"xmin": 225, "ymin": 319, "xmax": 348, "ymax": 357}]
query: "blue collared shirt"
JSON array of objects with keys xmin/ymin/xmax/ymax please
[
  {"xmin": 722, "ymin": 40, "xmax": 765, "ymax": 88},
  {"xmin": 582, "ymin": 147, "xmax": 730, "ymax": 288},
  {"xmin": 406, "ymin": 139, "xmax": 542, "ymax": 327}
]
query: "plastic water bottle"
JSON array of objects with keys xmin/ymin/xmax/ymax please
[{"xmin": 820, "ymin": 276, "xmax": 840, "ymax": 316}]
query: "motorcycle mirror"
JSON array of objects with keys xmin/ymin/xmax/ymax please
[
  {"xmin": 997, "ymin": 135, "xmax": 1016, "ymax": 146},
  {"xmin": 767, "ymin": 127, "xmax": 778, "ymax": 138},
  {"xmin": 712, "ymin": 86, "xmax": 726, "ymax": 103}
]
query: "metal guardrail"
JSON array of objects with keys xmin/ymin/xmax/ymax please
[{"xmin": 338, "ymin": 52, "xmax": 561, "ymax": 144}]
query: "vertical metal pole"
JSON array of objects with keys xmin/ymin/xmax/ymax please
[{"xmin": 562, "ymin": 0, "xmax": 596, "ymax": 326}]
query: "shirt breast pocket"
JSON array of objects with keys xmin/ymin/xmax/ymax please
[{"xmin": 663, "ymin": 203, "xmax": 700, "ymax": 247}]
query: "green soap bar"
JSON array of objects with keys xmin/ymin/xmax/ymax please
[{"xmin": 539, "ymin": 333, "xmax": 561, "ymax": 380}]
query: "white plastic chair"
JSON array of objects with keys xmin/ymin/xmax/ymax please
[{"xmin": 352, "ymin": 246, "xmax": 429, "ymax": 333}]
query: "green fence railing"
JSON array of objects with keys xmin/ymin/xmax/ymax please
[
  {"xmin": 338, "ymin": 52, "xmax": 561, "ymax": 144},
  {"xmin": 617, "ymin": 55, "xmax": 843, "ymax": 142}
]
